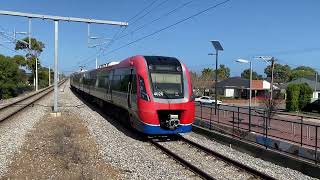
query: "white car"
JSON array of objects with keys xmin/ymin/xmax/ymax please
[{"xmin": 195, "ymin": 96, "xmax": 222, "ymax": 105}]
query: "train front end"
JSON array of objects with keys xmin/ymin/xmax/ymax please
[{"xmin": 133, "ymin": 56, "xmax": 195, "ymax": 135}]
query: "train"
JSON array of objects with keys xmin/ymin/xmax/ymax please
[{"xmin": 70, "ymin": 55, "xmax": 195, "ymax": 135}]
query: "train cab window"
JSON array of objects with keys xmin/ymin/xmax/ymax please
[{"xmin": 131, "ymin": 73, "xmax": 137, "ymax": 94}]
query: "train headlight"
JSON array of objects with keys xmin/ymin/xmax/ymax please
[{"xmin": 176, "ymin": 66, "xmax": 182, "ymax": 72}]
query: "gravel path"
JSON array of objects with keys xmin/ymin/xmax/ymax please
[
  {"xmin": 61, "ymin": 84, "xmax": 198, "ymax": 179},
  {"xmin": 0, "ymin": 87, "xmax": 52, "ymax": 177},
  {"xmin": 182, "ymin": 133, "xmax": 318, "ymax": 180}
]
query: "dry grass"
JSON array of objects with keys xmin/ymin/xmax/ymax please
[{"xmin": 2, "ymin": 111, "xmax": 120, "ymax": 179}]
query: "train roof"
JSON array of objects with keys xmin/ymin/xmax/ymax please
[{"xmin": 72, "ymin": 55, "xmax": 182, "ymax": 75}]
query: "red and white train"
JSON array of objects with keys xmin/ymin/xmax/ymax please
[{"xmin": 70, "ymin": 55, "xmax": 195, "ymax": 135}]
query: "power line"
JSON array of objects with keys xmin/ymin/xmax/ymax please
[
  {"xmin": 75, "ymin": 0, "xmax": 162, "ymax": 67},
  {"xmin": 0, "ymin": 43, "xmax": 24, "ymax": 55},
  {"xmin": 103, "ymin": 0, "xmax": 231, "ymax": 56},
  {"xmin": 111, "ymin": 0, "xmax": 194, "ymax": 43},
  {"xmin": 127, "ymin": 0, "xmax": 170, "ymax": 29},
  {"xmin": 103, "ymin": 0, "xmax": 162, "ymax": 51}
]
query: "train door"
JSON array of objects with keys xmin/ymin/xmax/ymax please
[
  {"xmin": 127, "ymin": 69, "xmax": 133, "ymax": 108},
  {"xmin": 109, "ymin": 70, "xmax": 114, "ymax": 102}
]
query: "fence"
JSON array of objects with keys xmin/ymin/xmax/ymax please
[{"xmin": 195, "ymin": 103, "xmax": 320, "ymax": 164}]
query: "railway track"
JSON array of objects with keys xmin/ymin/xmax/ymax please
[
  {"xmin": 150, "ymin": 135, "xmax": 276, "ymax": 180},
  {"xmin": 0, "ymin": 80, "xmax": 67, "ymax": 122}
]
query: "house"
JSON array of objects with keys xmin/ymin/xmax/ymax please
[
  {"xmin": 284, "ymin": 77, "xmax": 320, "ymax": 101},
  {"xmin": 215, "ymin": 77, "xmax": 279, "ymax": 99}
]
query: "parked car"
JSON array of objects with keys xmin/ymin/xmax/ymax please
[
  {"xmin": 195, "ymin": 96, "xmax": 222, "ymax": 105},
  {"xmin": 302, "ymin": 99, "xmax": 320, "ymax": 113}
]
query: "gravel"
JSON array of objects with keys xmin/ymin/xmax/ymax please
[
  {"xmin": 1, "ymin": 80, "xmax": 317, "ymax": 180},
  {"xmin": 159, "ymin": 140, "xmax": 254, "ymax": 179},
  {"xmin": 0, "ymin": 87, "xmax": 53, "ymax": 177},
  {"xmin": 60, "ymin": 83, "xmax": 198, "ymax": 180},
  {"xmin": 181, "ymin": 132, "xmax": 318, "ymax": 180}
]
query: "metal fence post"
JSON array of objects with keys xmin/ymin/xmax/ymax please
[
  {"xmin": 200, "ymin": 103, "xmax": 202, "ymax": 121},
  {"xmin": 301, "ymin": 116, "xmax": 303, "ymax": 147},
  {"xmin": 209, "ymin": 107, "xmax": 212, "ymax": 130},
  {"xmin": 217, "ymin": 105, "xmax": 220, "ymax": 123},
  {"xmin": 249, "ymin": 106, "xmax": 251, "ymax": 132},
  {"xmin": 232, "ymin": 111, "xmax": 235, "ymax": 136},
  {"xmin": 237, "ymin": 107, "xmax": 240, "ymax": 129},
  {"xmin": 316, "ymin": 126, "xmax": 318, "ymax": 164},
  {"xmin": 265, "ymin": 111, "xmax": 268, "ymax": 149}
]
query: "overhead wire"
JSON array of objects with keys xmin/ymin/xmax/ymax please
[
  {"xmin": 77, "ymin": 0, "xmax": 230, "ymax": 68},
  {"xmin": 103, "ymin": 0, "xmax": 232, "ymax": 56},
  {"xmin": 108, "ymin": 0, "xmax": 194, "ymax": 44},
  {"xmin": 74, "ymin": 0, "xmax": 162, "ymax": 69}
]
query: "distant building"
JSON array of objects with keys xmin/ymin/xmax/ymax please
[{"xmin": 215, "ymin": 77, "xmax": 279, "ymax": 99}]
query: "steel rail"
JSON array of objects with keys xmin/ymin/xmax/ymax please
[
  {"xmin": 0, "ymin": 79, "xmax": 67, "ymax": 122},
  {"xmin": 178, "ymin": 135, "xmax": 276, "ymax": 180},
  {"xmin": 0, "ymin": 85, "xmax": 51, "ymax": 111},
  {"xmin": 149, "ymin": 139, "xmax": 216, "ymax": 180}
]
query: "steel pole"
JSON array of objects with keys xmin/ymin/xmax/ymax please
[
  {"xmin": 315, "ymin": 72, "xmax": 318, "ymax": 98},
  {"xmin": 53, "ymin": 20, "xmax": 58, "ymax": 112},
  {"xmin": 249, "ymin": 61, "xmax": 252, "ymax": 131},
  {"xmin": 215, "ymin": 49, "xmax": 218, "ymax": 115},
  {"xmin": 28, "ymin": 18, "xmax": 35, "ymax": 90},
  {"xmin": 35, "ymin": 57, "xmax": 38, "ymax": 91},
  {"xmin": 49, "ymin": 65, "xmax": 51, "ymax": 86},
  {"xmin": 96, "ymin": 57, "xmax": 98, "ymax": 69},
  {"xmin": 270, "ymin": 58, "xmax": 275, "ymax": 102}
]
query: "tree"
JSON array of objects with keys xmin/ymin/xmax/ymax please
[
  {"xmin": 15, "ymin": 37, "xmax": 45, "ymax": 86},
  {"xmin": 298, "ymin": 83, "xmax": 313, "ymax": 110},
  {"xmin": 286, "ymin": 83, "xmax": 313, "ymax": 111},
  {"xmin": 214, "ymin": 64, "xmax": 230, "ymax": 79},
  {"xmin": 290, "ymin": 66, "xmax": 317, "ymax": 80},
  {"xmin": 241, "ymin": 69, "xmax": 263, "ymax": 80},
  {"xmin": 0, "ymin": 55, "xmax": 30, "ymax": 99},
  {"xmin": 286, "ymin": 84, "xmax": 300, "ymax": 111},
  {"xmin": 201, "ymin": 68, "xmax": 214, "ymax": 79},
  {"xmin": 264, "ymin": 63, "xmax": 291, "ymax": 83}
]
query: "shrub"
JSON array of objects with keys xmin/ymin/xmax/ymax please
[
  {"xmin": 298, "ymin": 83, "xmax": 313, "ymax": 110},
  {"xmin": 286, "ymin": 83, "xmax": 313, "ymax": 112},
  {"xmin": 286, "ymin": 84, "xmax": 300, "ymax": 111}
]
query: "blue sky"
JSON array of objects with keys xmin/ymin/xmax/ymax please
[{"xmin": 0, "ymin": 0, "xmax": 320, "ymax": 76}]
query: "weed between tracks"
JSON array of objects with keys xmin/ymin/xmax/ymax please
[{"xmin": 3, "ymin": 111, "xmax": 119, "ymax": 179}]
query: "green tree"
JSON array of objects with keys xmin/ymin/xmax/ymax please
[
  {"xmin": 0, "ymin": 55, "xmax": 30, "ymax": 99},
  {"xmin": 286, "ymin": 84, "xmax": 300, "ymax": 111},
  {"xmin": 214, "ymin": 64, "xmax": 230, "ymax": 79},
  {"xmin": 201, "ymin": 68, "xmax": 214, "ymax": 79},
  {"xmin": 264, "ymin": 63, "xmax": 291, "ymax": 83},
  {"xmin": 290, "ymin": 66, "xmax": 317, "ymax": 80},
  {"xmin": 15, "ymin": 37, "xmax": 45, "ymax": 85},
  {"xmin": 286, "ymin": 83, "xmax": 313, "ymax": 111},
  {"xmin": 241, "ymin": 69, "xmax": 263, "ymax": 80},
  {"xmin": 298, "ymin": 83, "xmax": 313, "ymax": 110}
]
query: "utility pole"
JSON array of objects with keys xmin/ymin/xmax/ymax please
[
  {"xmin": 315, "ymin": 72, "xmax": 318, "ymax": 98},
  {"xmin": 0, "ymin": 10, "xmax": 128, "ymax": 113},
  {"xmin": 49, "ymin": 65, "xmax": 51, "ymax": 86},
  {"xmin": 96, "ymin": 57, "xmax": 98, "ymax": 69},
  {"xmin": 269, "ymin": 57, "xmax": 276, "ymax": 103}
]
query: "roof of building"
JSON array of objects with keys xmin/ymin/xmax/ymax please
[
  {"xmin": 284, "ymin": 77, "xmax": 320, "ymax": 91},
  {"xmin": 216, "ymin": 77, "xmax": 278, "ymax": 90},
  {"xmin": 215, "ymin": 77, "xmax": 249, "ymax": 88}
]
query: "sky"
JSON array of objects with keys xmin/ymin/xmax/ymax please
[{"xmin": 0, "ymin": 0, "xmax": 320, "ymax": 76}]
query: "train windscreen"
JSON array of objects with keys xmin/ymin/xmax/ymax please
[
  {"xmin": 150, "ymin": 73, "xmax": 183, "ymax": 99},
  {"xmin": 144, "ymin": 56, "xmax": 184, "ymax": 99}
]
